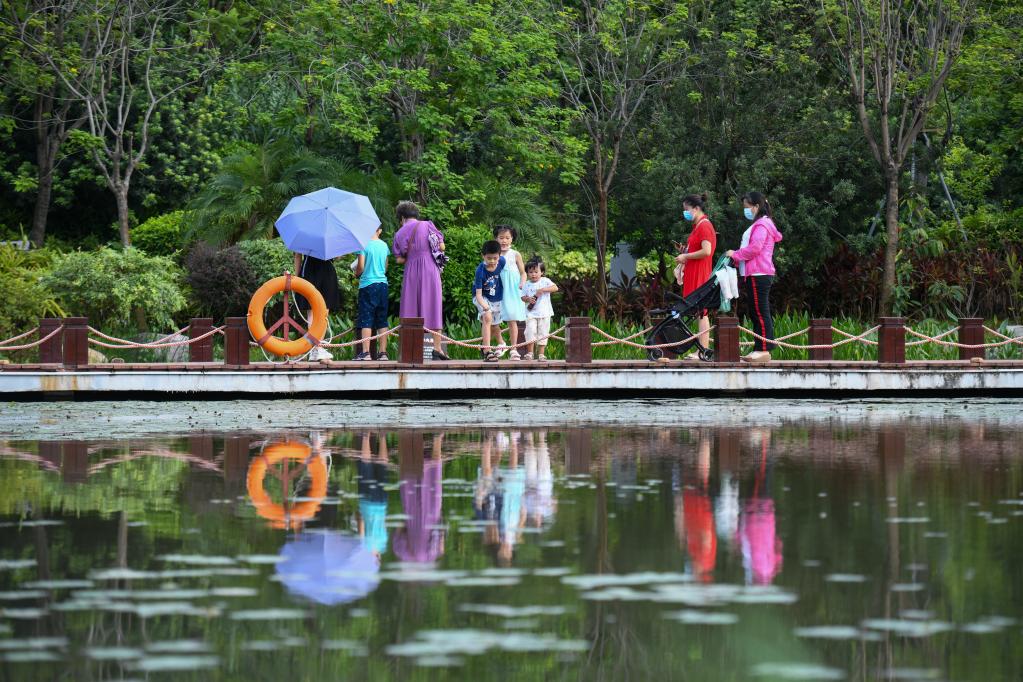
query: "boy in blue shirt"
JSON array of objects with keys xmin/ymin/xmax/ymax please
[
  {"xmin": 354, "ymin": 226, "xmax": 391, "ymax": 360},
  {"xmin": 473, "ymin": 240, "xmax": 506, "ymax": 362}
]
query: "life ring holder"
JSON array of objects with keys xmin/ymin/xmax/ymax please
[
  {"xmin": 247, "ymin": 273, "xmax": 329, "ymax": 357},
  {"xmin": 246, "ymin": 441, "xmax": 328, "ymax": 529}
]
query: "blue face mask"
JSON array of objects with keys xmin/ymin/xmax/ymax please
[
  {"xmin": 683, "ymin": 210, "xmax": 694, "ymax": 222},
  {"xmin": 743, "ymin": 207, "xmax": 756, "ymax": 221}
]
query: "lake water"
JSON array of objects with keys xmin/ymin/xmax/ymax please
[{"xmin": 1, "ymin": 399, "xmax": 1021, "ymax": 681}]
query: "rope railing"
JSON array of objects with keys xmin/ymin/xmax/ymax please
[
  {"xmin": 322, "ymin": 325, "xmax": 401, "ymax": 349},
  {"xmin": 3, "ymin": 315, "xmax": 1021, "ymax": 367},
  {"xmin": 737, "ymin": 325, "xmax": 881, "ymax": 350},
  {"xmin": 87, "ymin": 325, "xmax": 223, "ymax": 350},
  {"xmin": 0, "ymin": 325, "xmax": 63, "ymax": 352},
  {"xmin": 589, "ymin": 324, "xmax": 710, "ymax": 351},
  {"xmin": 426, "ymin": 326, "xmax": 567, "ymax": 352}
]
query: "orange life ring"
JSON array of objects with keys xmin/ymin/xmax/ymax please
[
  {"xmin": 246, "ymin": 441, "xmax": 328, "ymax": 529},
  {"xmin": 247, "ymin": 274, "xmax": 329, "ymax": 357}
]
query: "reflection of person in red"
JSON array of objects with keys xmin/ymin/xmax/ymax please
[
  {"xmin": 675, "ymin": 435, "xmax": 717, "ymax": 583},
  {"xmin": 739, "ymin": 432, "xmax": 783, "ymax": 584}
]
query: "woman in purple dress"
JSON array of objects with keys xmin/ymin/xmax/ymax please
[{"xmin": 391, "ymin": 201, "xmax": 449, "ymax": 360}]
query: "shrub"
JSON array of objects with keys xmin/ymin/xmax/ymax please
[
  {"xmin": 237, "ymin": 239, "xmax": 293, "ymax": 284},
  {"xmin": 0, "ymin": 245, "xmax": 64, "ymax": 349},
  {"xmin": 184, "ymin": 243, "xmax": 259, "ymax": 321},
  {"xmin": 437, "ymin": 224, "xmax": 492, "ymax": 325},
  {"xmin": 133, "ymin": 211, "xmax": 188, "ymax": 257},
  {"xmin": 43, "ymin": 246, "xmax": 186, "ymax": 332}
]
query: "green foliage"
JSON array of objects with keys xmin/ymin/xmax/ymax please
[
  {"xmin": 184, "ymin": 243, "xmax": 259, "ymax": 321},
  {"xmin": 438, "ymin": 224, "xmax": 493, "ymax": 325},
  {"xmin": 0, "ymin": 245, "xmax": 64, "ymax": 351},
  {"xmin": 189, "ymin": 140, "xmax": 346, "ymax": 245},
  {"xmin": 42, "ymin": 247, "xmax": 186, "ymax": 332},
  {"xmin": 132, "ymin": 210, "xmax": 188, "ymax": 257},
  {"xmin": 236, "ymin": 238, "xmax": 293, "ymax": 284}
]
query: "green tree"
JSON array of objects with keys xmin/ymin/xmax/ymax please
[
  {"xmin": 822, "ymin": 0, "xmax": 977, "ymax": 314},
  {"xmin": 550, "ymin": 0, "xmax": 689, "ymax": 311}
]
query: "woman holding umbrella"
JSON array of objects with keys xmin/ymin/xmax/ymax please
[
  {"xmin": 392, "ymin": 201, "xmax": 449, "ymax": 360},
  {"xmin": 292, "ymin": 252, "xmax": 343, "ymax": 361}
]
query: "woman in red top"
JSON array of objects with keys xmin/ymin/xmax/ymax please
[{"xmin": 674, "ymin": 193, "xmax": 717, "ymax": 350}]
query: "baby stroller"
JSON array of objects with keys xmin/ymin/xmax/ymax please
[{"xmin": 645, "ymin": 256, "xmax": 732, "ymax": 362}]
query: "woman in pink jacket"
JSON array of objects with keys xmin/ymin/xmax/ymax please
[{"xmin": 725, "ymin": 192, "xmax": 783, "ymax": 362}]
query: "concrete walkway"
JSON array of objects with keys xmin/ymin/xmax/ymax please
[{"xmin": 3, "ymin": 359, "xmax": 1023, "ymax": 397}]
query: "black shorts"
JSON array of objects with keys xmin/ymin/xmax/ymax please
[{"xmin": 357, "ymin": 282, "xmax": 389, "ymax": 330}]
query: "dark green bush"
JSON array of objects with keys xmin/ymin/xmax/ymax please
[{"xmin": 184, "ymin": 243, "xmax": 259, "ymax": 320}]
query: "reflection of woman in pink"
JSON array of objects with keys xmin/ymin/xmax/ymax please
[
  {"xmin": 393, "ymin": 435, "xmax": 445, "ymax": 563},
  {"xmin": 739, "ymin": 434, "xmax": 783, "ymax": 584},
  {"xmin": 675, "ymin": 434, "xmax": 717, "ymax": 582}
]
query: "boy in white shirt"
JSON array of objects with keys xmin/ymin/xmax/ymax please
[{"xmin": 519, "ymin": 256, "xmax": 558, "ymax": 361}]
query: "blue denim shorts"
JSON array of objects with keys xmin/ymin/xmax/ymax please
[{"xmin": 356, "ymin": 282, "xmax": 389, "ymax": 329}]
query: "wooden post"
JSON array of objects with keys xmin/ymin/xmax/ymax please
[
  {"xmin": 188, "ymin": 318, "xmax": 214, "ymax": 363},
  {"xmin": 62, "ymin": 441, "xmax": 88, "ymax": 483},
  {"xmin": 61, "ymin": 317, "xmax": 88, "ymax": 368},
  {"xmin": 565, "ymin": 428, "xmax": 592, "ymax": 475},
  {"xmin": 878, "ymin": 317, "xmax": 905, "ymax": 364},
  {"xmin": 957, "ymin": 318, "xmax": 984, "ymax": 361},
  {"xmin": 809, "ymin": 318, "xmax": 833, "ymax": 361},
  {"xmin": 399, "ymin": 318, "xmax": 424, "ymax": 365},
  {"xmin": 565, "ymin": 317, "xmax": 592, "ymax": 364},
  {"xmin": 224, "ymin": 317, "xmax": 250, "ymax": 366},
  {"xmin": 224, "ymin": 435, "xmax": 251, "ymax": 483},
  {"xmin": 399, "ymin": 431, "xmax": 425, "ymax": 478},
  {"xmin": 714, "ymin": 316, "xmax": 740, "ymax": 363},
  {"xmin": 39, "ymin": 317, "xmax": 63, "ymax": 364}
]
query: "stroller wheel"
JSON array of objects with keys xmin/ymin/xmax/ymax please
[
  {"xmin": 647, "ymin": 348, "xmax": 664, "ymax": 361},
  {"xmin": 698, "ymin": 347, "xmax": 714, "ymax": 362}
]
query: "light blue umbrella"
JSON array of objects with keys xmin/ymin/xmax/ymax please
[{"xmin": 275, "ymin": 187, "xmax": 381, "ymax": 260}]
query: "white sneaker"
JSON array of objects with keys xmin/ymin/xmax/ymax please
[{"xmin": 309, "ymin": 346, "xmax": 333, "ymax": 361}]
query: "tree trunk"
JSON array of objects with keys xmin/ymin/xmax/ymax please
[
  {"xmin": 879, "ymin": 168, "xmax": 901, "ymax": 316},
  {"xmin": 114, "ymin": 185, "xmax": 131, "ymax": 247},
  {"xmin": 595, "ymin": 183, "xmax": 609, "ymax": 316},
  {"xmin": 30, "ymin": 167, "xmax": 54, "ymax": 248},
  {"xmin": 30, "ymin": 94, "xmax": 59, "ymax": 248}
]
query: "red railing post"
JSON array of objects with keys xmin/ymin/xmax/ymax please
[
  {"xmin": 809, "ymin": 318, "xmax": 833, "ymax": 361},
  {"xmin": 61, "ymin": 317, "xmax": 88, "ymax": 368},
  {"xmin": 399, "ymin": 318, "xmax": 423, "ymax": 365},
  {"xmin": 565, "ymin": 317, "xmax": 592, "ymax": 364},
  {"xmin": 878, "ymin": 317, "xmax": 905, "ymax": 364},
  {"xmin": 39, "ymin": 317, "xmax": 63, "ymax": 364},
  {"xmin": 189, "ymin": 318, "xmax": 214, "ymax": 363},
  {"xmin": 957, "ymin": 318, "xmax": 984, "ymax": 361},
  {"xmin": 714, "ymin": 316, "xmax": 740, "ymax": 363},
  {"xmin": 224, "ymin": 317, "xmax": 250, "ymax": 366}
]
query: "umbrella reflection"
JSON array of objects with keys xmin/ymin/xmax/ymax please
[{"xmin": 276, "ymin": 530, "xmax": 380, "ymax": 605}]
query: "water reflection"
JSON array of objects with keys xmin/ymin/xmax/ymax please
[{"xmin": 1, "ymin": 413, "xmax": 1022, "ymax": 680}]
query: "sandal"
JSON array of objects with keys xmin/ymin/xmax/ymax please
[
  {"xmin": 376, "ymin": 352, "xmax": 390, "ymax": 361},
  {"xmin": 538, "ymin": 354, "xmax": 547, "ymax": 361},
  {"xmin": 509, "ymin": 349, "xmax": 521, "ymax": 360},
  {"xmin": 484, "ymin": 350, "xmax": 500, "ymax": 362},
  {"xmin": 431, "ymin": 349, "xmax": 449, "ymax": 361},
  {"xmin": 521, "ymin": 352, "xmax": 533, "ymax": 361}
]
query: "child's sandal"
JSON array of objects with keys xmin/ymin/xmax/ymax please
[{"xmin": 484, "ymin": 351, "xmax": 500, "ymax": 362}]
